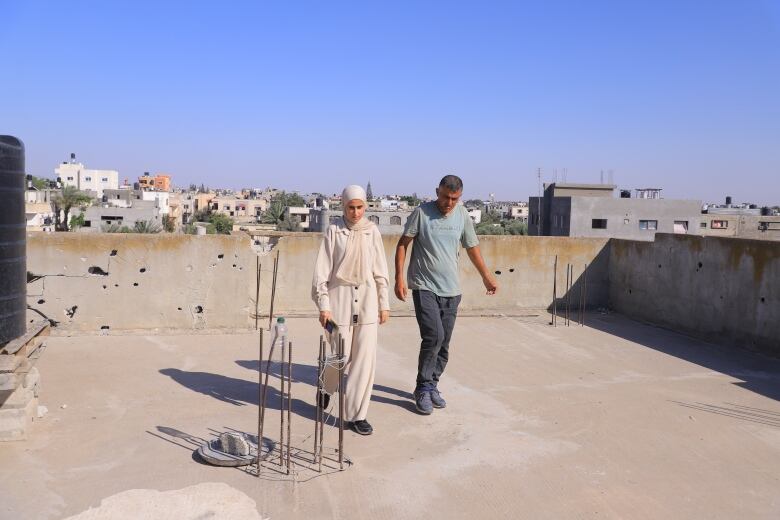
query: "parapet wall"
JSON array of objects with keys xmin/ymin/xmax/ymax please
[
  {"xmin": 25, "ymin": 234, "xmax": 612, "ymax": 332},
  {"xmin": 270, "ymin": 234, "xmax": 611, "ymax": 317},
  {"xmin": 26, "ymin": 234, "xmax": 258, "ymax": 332},
  {"xmin": 24, "ymin": 232, "xmax": 779, "ymax": 357},
  {"xmin": 609, "ymin": 234, "xmax": 780, "ymax": 357}
]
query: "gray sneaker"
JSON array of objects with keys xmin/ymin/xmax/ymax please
[
  {"xmin": 430, "ymin": 388, "xmax": 446, "ymax": 409},
  {"xmin": 414, "ymin": 390, "xmax": 433, "ymax": 415}
]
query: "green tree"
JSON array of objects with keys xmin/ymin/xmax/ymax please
[
  {"xmin": 278, "ymin": 215, "xmax": 302, "ymax": 232},
  {"xmin": 261, "ymin": 201, "xmax": 285, "ymax": 225},
  {"xmin": 31, "ymin": 176, "xmax": 51, "ymax": 190},
  {"xmin": 504, "ymin": 220, "xmax": 528, "ymax": 235},
  {"xmin": 69, "ymin": 212, "xmax": 86, "ymax": 230},
  {"xmin": 53, "ymin": 186, "xmax": 92, "ymax": 231},
  {"xmin": 162, "ymin": 214, "xmax": 176, "ymax": 233},
  {"xmin": 192, "ymin": 208, "xmax": 211, "ymax": 222},
  {"xmin": 475, "ymin": 222, "xmax": 506, "ymax": 235},
  {"xmin": 260, "ymin": 191, "xmax": 307, "ymax": 230},
  {"xmin": 208, "ymin": 213, "xmax": 234, "ymax": 234}
]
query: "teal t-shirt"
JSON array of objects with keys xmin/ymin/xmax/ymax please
[{"xmin": 403, "ymin": 201, "xmax": 479, "ymax": 297}]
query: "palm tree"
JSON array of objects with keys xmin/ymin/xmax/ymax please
[
  {"xmin": 53, "ymin": 186, "xmax": 92, "ymax": 231},
  {"xmin": 261, "ymin": 201, "xmax": 285, "ymax": 225},
  {"xmin": 133, "ymin": 220, "xmax": 162, "ymax": 233}
]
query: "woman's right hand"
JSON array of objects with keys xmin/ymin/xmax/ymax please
[{"xmin": 319, "ymin": 311, "xmax": 332, "ymax": 328}]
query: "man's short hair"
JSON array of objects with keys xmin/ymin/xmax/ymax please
[{"xmin": 439, "ymin": 175, "xmax": 463, "ymax": 193}]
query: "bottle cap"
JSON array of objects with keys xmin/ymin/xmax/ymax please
[{"xmin": 276, "ymin": 317, "xmax": 285, "ymax": 323}]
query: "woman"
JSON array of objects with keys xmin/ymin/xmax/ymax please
[{"xmin": 311, "ymin": 185, "xmax": 390, "ymax": 435}]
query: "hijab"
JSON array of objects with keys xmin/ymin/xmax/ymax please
[{"xmin": 335, "ymin": 185, "xmax": 373, "ymax": 285}]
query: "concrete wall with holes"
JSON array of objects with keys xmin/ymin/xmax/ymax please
[
  {"xmin": 25, "ymin": 233, "xmax": 613, "ymax": 332},
  {"xmin": 265, "ymin": 234, "xmax": 612, "ymax": 317},
  {"xmin": 25, "ymin": 234, "xmax": 258, "ymax": 332},
  {"xmin": 609, "ymin": 233, "xmax": 780, "ymax": 356}
]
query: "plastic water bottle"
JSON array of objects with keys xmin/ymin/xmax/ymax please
[{"xmin": 271, "ymin": 317, "xmax": 288, "ymax": 352}]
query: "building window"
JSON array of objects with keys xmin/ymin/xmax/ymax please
[
  {"xmin": 673, "ymin": 221, "xmax": 688, "ymax": 234},
  {"xmin": 700, "ymin": 222, "xmax": 707, "ymax": 228},
  {"xmin": 623, "ymin": 218, "xmax": 629, "ymax": 225},
  {"xmin": 84, "ymin": 176, "xmax": 92, "ymax": 182},
  {"xmin": 592, "ymin": 219, "xmax": 607, "ymax": 229},
  {"xmin": 368, "ymin": 215, "xmax": 380, "ymax": 225},
  {"xmin": 711, "ymin": 220, "xmax": 728, "ymax": 229},
  {"xmin": 390, "ymin": 216, "xmax": 402, "ymax": 225},
  {"xmin": 639, "ymin": 220, "xmax": 658, "ymax": 230},
  {"xmin": 67, "ymin": 176, "xmax": 74, "ymax": 181}
]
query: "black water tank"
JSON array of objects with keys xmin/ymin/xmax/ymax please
[
  {"xmin": 0, "ymin": 136, "xmax": 27, "ymax": 344},
  {"xmin": 726, "ymin": 196, "xmax": 732, "ymax": 205},
  {"xmin": 761, "ymin": 206, "xmax": 771, "ymax": 216}
]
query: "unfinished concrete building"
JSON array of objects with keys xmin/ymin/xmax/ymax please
[{"xmin": 529, "ymin": 183, "xmax": 702, "ymax": 240}]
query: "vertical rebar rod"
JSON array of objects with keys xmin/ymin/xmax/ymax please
[
  {"xmin": 279, "ymin": 336, "xmax": 286, "ymax": 467},
  {"xmin": 564, "ymin": 263, "xmax": 570, "ymax": 326},
  {"xmin": 552, "ymin": 255, "xmax": 558, "ymax": 326},
  {"xmin": 258, "ymin": 331, "xmax": 275, "ymax": 470},
  {"xmin": 318, "ymin": 336, "xmax": 326, "ymax": 471},
  {"xmin": 569, "ymin": 264, "xmax": 574, "ymax": 326},
  {"xmin": 286, "ymin": 340, "xmax": 293, "ymax": 474},
  {"xmin": 255, "ymin": 257, "xmax": 260, "ymax": 330},
  {"xmin": 338, "ymin": 336, "xmax": 345, "ymax": 470},
  {"xmin": 581, "ymin": 263, "xmax": 588, "ymax": 327},
  {"xmin": 314, "ymin": 336, "xmax": 322, "ymax": 468},
  {"xmin": 256, "ymin": 327, "xmax": 263, "ymax": 476},
  {"xmin": 268, "ymin": 252, "xmax": 279, "ymax": 331},
  {"xmin": 578, "ymin": 264, "xmax": 584, "ymax": 325}
]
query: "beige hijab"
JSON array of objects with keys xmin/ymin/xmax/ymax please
[{"xmin": 335, "ymin": 185, "xmax": 373, "ymax": 285}]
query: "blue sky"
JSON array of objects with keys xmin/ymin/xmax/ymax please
[{"xmin": 3, "ymin": 1, "xmax": 779, "ymax": 204}]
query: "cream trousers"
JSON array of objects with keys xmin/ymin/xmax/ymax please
[{"xmin": 323, "ymin": 323, "xmax": 377, "ymax": 422}]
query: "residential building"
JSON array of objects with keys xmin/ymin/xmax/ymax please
[
  {"xmin": 699, "ymin": 214, "xmax": 780, "ymax": 241},
  {"xmin": 210, "ymin": 196, "xmax": 267, "ymax": 220},
  {"xmin": 466, "ymin": 207, "xmax": 482, "ymax": 224},
  {"xmin": 25, "ymin": 202, "xmax": 55, "ymax": 232},
  {"xmin": 529, "ymin": 183, "xmax": 702, "ymax": 241},
  {"xmin": 75, "ymin": 205, "xmax": 162, "ymax": 232},
  {"xmin": 138, "ymin": 173, "xmax": 171, "ymax": 192},
  {"xmin": 141, "ymin": 191, "xmax": 170, "ymax": 215},
  {"xmin": 309, "ymin": 208, "xmax": 412, "ymax": 234},
  {"xmin": 508, "ymin": 204, "xmax": 529, "ymax": 223},
  {"xmin": 285, "ymin": 206, "xmax": 311, "ymax": 230},
  {"xmin": 54, "ymin": 153, "xmax": 118, "ymax": 199}
]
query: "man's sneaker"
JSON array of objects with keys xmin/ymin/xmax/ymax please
[
  {"xmin": 414, "ymin": 389, "xmax": 433, "ymax": 415},
  {"xmin": 317, "ymin": 391, "xmax": 330, "ymax": 409},
  {"xmin": 430, "ymin": 388, "xmax": 446, "ymax": 409},
  {"xmin": 349, "ymin": 419, "xmax": 373, "ymax": 435}
]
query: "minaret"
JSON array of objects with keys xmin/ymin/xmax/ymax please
[{"xmin": 366, "ymin": 181, "xmax": 373, "ymax": 201}]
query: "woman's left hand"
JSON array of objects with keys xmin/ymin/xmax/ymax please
[{"xmin": 379, "ymin": 310, "xmax": 390, "ymax": 324}]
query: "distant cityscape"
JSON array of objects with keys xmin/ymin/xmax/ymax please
[{"xmin": 23, "ymin": 153, "xmax": 780, "ymax": 241}]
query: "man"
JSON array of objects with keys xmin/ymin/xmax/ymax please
[{"xmin": 395, "ymin": 175, "xmax": 498, "ymax": 415}]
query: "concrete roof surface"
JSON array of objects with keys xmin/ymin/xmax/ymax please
[{"xmin": 1, "ymin": 314, "xmax": 779, "ymax": 520}]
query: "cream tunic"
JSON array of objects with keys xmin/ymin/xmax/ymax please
[{"xmin": 311, "ymin": 219, "xmax": 390, "ymax": 326}]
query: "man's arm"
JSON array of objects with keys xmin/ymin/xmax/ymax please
[
  {"xmin": 394, "ymin": 235, "xmax": 414, "ymax": 301},
  {"xmin": 466, "ymin": 245, "xmax": 498, "ymax": 295}
]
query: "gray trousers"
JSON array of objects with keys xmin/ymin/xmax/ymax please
[{"xmin": 413, "ymin": 289, "xmax": 462, "ymax": 391}]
